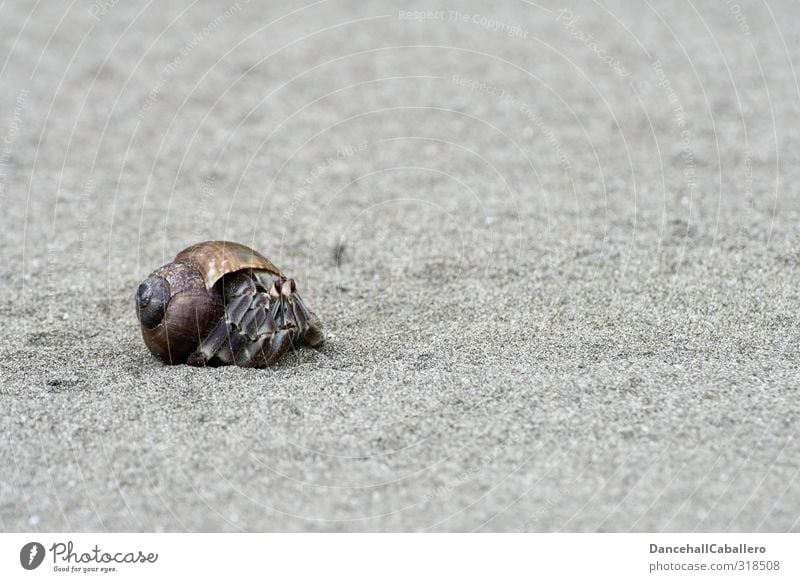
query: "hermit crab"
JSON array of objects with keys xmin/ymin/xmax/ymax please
[{"xmin": 135, "ymin": 241, "xmax": 323, "ymax": 367}]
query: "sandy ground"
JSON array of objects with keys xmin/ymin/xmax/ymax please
[{"xmin": 1, "ymin": 0, "xmax": 799, "ymax": 532}]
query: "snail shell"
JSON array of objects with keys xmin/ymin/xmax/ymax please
[{"xmin": 136, "ymin": 241, "xmax": 323, "ymax": 366}]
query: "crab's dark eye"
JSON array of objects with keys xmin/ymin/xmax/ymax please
[{"xmin": 136, "ymin": 276, "xmax": 170, "ymax": 329}]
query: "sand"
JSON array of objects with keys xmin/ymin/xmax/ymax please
[{"xmin": 1, "ymin": 0, "xmax": 799, "ymax": 531}]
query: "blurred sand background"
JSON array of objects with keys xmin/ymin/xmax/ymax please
[{"xmin": 1, "ymin": 0, "xmax": 799, "ymax": 531}]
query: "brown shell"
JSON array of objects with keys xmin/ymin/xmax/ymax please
[
  {"xmin": 140, "ymin": 241, "xmax": 280, "ymax": 364},
  {"xmin": 141, "ymin": 289, "xmax": 223, "ymax": 364},
  {"xmin": 138, "ymin": 240, "xmax": 321, "ymax": 366},
  {"xmin": 175, "ymin": 240, "xmax": 283, "ymax": 290}
]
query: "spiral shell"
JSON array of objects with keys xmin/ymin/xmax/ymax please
[{"xmin": 135, "ymin": 241, "xmax": 323, "ymax": 366}]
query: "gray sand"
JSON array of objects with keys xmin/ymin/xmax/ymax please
[{"xmin": 1, "ymin": 0, "xmax": 799, "ymax": 531}]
